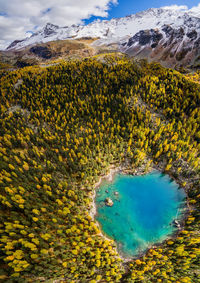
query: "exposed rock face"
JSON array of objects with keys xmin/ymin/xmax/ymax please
[
  {"xmin": 0, "ymin": 39, "xmax": 97, "ymax": 69},
  {"xmin": 105, "ymin": 198, "xmax": 114, "ymax": 207},
  {"xmin": 6, "ymin": 7, "xmax": 200, "ymax": 52},
  {"xmin": 29, "ymin": 46, "xmax": 52, "ymax": 59},
  {"xmin": 43, "ymin": 23, "xmax": 59, "ymax": 37},
  {"xmin": 121, "ymin": 25, "xmax": 200, "ymax": 68},
  {"xmin": 187, "ymin": 30, "xmax": 197, "ymax": 40},
  {"xmin": 127, "ymin": 29, "xmax": 163, "ymax": 47},
  {"xmin": 7, "ymin": 39, "xmax": 25, "ymax": 50},
  {"xmin": 4, "ymin": 7, "xmax": 200, "ymax": 67}
]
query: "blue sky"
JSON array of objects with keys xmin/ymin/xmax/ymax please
[{"xmin": 85, "ymin": 0, "xmax": 200, "ymax": 23}]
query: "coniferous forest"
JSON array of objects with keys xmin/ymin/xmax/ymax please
[{"xmin": 0, "ymin": 55, "xmax": 200, "ymax": 282}]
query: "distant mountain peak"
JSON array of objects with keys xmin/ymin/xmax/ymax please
[
  {"xmin": 5, "ymin": 6, "xmax": 200, "ymax": 68},
  {"xmin": 7, "ymin": 6, "xmax": 199, "ymax": 51},
  {"xmin": 43, "ymin": 23, "xmax": 59, "ymax": 37},
  {"xmin": 45, "ymin": 22, "xmax": 59, "ymax": 29}
]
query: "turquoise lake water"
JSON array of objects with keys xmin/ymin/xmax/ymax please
[{"xmin": 95, "ymin": 171, "xmax": 186, "ymax": 257}]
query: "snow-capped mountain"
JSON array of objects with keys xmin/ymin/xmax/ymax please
[
  {"xmin": 5, "ymin": 6, "xmax": 200, "ymax": 67},
  {"xmin": 7, "ymin": 7, "xmax": 200, "ymax": 50},
  {"xmin": 121, "ymin": 20, "xmax": 200, "ymax": 67}
]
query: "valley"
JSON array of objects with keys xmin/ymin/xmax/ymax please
[
  {"xmin": 0, "ymin": 55, "xmax": 199, "ymax": 282},
  {"xmin": 0, "ymin": 3, "xmax": 200, "ymax": 283}
]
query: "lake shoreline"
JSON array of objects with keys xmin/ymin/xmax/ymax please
[
  {"xmin": 89, "ymin": 162, "xmax": 154, "ymax": 219},
  {"xmin": 89, "ymin": 162, "xmax": 189, "ymax": 262},
  {"xmin": 89, "ymin": 163, "xmax": 156, "ymax": 262}
]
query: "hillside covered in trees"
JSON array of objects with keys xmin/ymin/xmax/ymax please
[{"xmin": 0, "ymin": 55, "xmax": 200, "ymax": 282}]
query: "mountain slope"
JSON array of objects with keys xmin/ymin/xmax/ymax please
[
  {"xmin": 120, "ymin": 24, "xmax": 200, "ymax": 68},
  {"xmin": 0, "ymin": 39, "xmax": 98, "ymax": 69},
  {"xmin": 6, "ymin": 8, "xmax": 200, "ymax": 50},
  {"xmin": 5, "ymin": 7, "xmax": 200, "ymax": 68}
]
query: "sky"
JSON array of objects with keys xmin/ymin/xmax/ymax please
[
  {"xmin": 86, "ymin": 0, "xmax": 200, "ymax": 23},
  {"xmin": 0, "ymin": 0, "xmax": 200, "ymax": 49}
]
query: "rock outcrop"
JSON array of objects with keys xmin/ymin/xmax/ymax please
[
  {"xmin": 121, "ymin": 25, "xmax": 200, "ymax": 68},
  {"xmin": 105, "ymin": 198, "xmax": 114, "ymax": 207}
]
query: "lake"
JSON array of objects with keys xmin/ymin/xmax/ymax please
[{"xmin": 95, "ymin": 171, "xmax": 186, "ymax": 257}]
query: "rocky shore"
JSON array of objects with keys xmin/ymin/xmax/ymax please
[
  {"xmin": 89, "ymin": 166, "xmax": 120, "ymax": 219},
  {"xmin": 88, "ymin": 158, "xmax": 190, "ymax": 262}
]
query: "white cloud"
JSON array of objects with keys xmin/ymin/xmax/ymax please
[
  {"xmin": 161, "ymin": 3, "xmax": 200, "ymax": 18},
  {"xmin": 162, "ymin": 5, "xmax": 188, "ymax": 11},
  {"xmin": 0, "ymin": 0, "xmax": 118, "ymax": 49},
  {"xmin": 189, "ymin": 3, "xmax": 200, "ymax": 17}
]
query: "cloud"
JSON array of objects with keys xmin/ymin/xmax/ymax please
[
  {"xmin": 162, "ymin": 5, "xmax": 188, "ymax": 11},
  {"xmin": 162, "ymin": 4, "xmax": 200, "ymax": 18},
  {"xmin": 189, "ymin": 3, "xmax": 200, "ymax": 17},
  {"xmin": 0, "ymin": 0, "xmax": 118, "ymax": 49}
]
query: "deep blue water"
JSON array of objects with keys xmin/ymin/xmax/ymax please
[{"xmin": 95, "ymin": 171, "xmax": 186, "ymax": 257}]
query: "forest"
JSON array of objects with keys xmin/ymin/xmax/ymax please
[{"xmin": 0, "ymin": 55, "xmax": 199, "ymax": 282}]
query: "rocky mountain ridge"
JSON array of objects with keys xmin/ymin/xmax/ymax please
[
  {"xmin": 4, "ymin": 7, "xmax": 200, "ymax": 68},
  {"xmin": 7, "ymin": 8, "xmax": 200, "ymax": 50},
  {"xmin": 121, "ymin": 24, "xmax": 200, "ymax": 67}
]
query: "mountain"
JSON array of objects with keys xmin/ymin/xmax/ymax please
[
  {"xmin": 120, "ymin": 24, "xmax": 200, "ymax": 68},
  {"xmin": 0, "ymin": 38, "xmax": 97, "ymax": 69},
  {"xmin": 5, "ymin": 7, "xmax": 200, "ymax": 68}
]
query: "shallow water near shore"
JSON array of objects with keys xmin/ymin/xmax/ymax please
[{"xmin": 95, "ymin": 171, "xmax": 186, "ymax": 257}]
